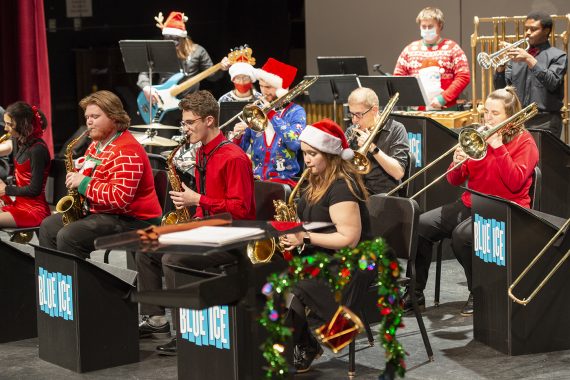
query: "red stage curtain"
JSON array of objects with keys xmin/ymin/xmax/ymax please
[{"xmin": 0, "ymin": 0, "xmax": 53, "ymax": 156}]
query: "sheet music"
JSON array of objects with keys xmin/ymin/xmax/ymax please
[{"xmin": 158, "ymin": 226, "xmax": 266, "ymax": 246}]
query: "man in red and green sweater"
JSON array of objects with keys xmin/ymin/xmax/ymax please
[
  {"xmin": 39, "ymin": 91, "xmax": 162, "ymax": 257},
  {"xmin": 393, "ymin": 7, "xmax": 470, "ymax": 110}
]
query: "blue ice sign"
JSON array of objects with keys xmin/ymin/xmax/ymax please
[
  {"xmin": 474, "ymin": 213, "xmax": 506, "ymax": 266},
  {"xmin": 179, "ymin": 306, "xmax": 230, "ymax": 350},
  {"xmin": 37, "ymin": 267, "xmax": 74, "ymax": 320}
]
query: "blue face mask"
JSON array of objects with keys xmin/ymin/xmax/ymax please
[{"xmin": 421, "ymin": 28, "xmax": 438, "ymax": 42}]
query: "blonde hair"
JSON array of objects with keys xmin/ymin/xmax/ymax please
[
  {"xmin": 486, "ymin": 86, "xmax": 524, "ymax": 142},
  {"xmin": 348, "ymin": 87, "xmax": 379, "ymax": 108},
  {"xmin": 303, "ymin": 152, "xmax": 368, "ymax": 206},
  {"xmin": 416, "ymin": 7, "xmax": 444, "ymax": 28}
]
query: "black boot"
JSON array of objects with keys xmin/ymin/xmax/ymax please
[
  {"xmin": 156, "ymin": 337, "xmax": 177, "ymax": 356},
  {"xmin": 294, "ymin": 336, "xmax": 324, "ymax": 373},
  {"xmin": 402, "ymin": 289, "xmax": 426, "ymax": 313}
]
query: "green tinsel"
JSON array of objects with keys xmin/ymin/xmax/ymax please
[{"xmin": 258, "ymin": 238, "xmax": 407, "ymax": 379}]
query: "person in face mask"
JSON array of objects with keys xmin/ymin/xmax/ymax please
[
  {"xmin": 218, "ymin": 62, "xmax": 263, "ymax": 102},
  {"xmin": 393, "ymin": 7, "xmax": 471, "ymax": 110},
  {"xmin": 137, "ymin": 11, "xmax": 231, "ymax": 125}
]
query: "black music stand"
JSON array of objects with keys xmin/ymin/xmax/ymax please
[
  {"xmin": 317, "ymin": 56, "xmax": 369, "ymax": 75},
  {"xmin": 306, "ymin": 74, "xmax": 359, "ymax": 124},
  {"xmin": 219, "ymin": 101, "xmax": 249, "ymax": 132},
  {"xmin": 119, "ymin": 40, "xmax": 180, "ymax": 125},
  {"xmin": 358, "ymin": 75, "xmax": 429, "ymax": 107}
]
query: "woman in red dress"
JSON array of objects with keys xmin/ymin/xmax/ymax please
[{"xmin": 0, "ymin": 102, "xmax": 51, "ymax": 227}]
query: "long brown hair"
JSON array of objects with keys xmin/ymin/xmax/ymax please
[
  {"xmin": 177, "ymin": 37, "xmax": 195, "ymax": 60},
  {"xmin": 303, "ymin": 152, "xmax": 368, "ymax": 206}
]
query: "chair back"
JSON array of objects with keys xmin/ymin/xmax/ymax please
[
  {"xmin": 529, "ymin": 165, "xmax": 541, "ymax": 210},
  {"xmin": 147, "ymin": 153, "xmax": 168, "ymax": 171},
  {"xmin": 253, "ymin": 181, "xmax": 292, "ymax": 220},
  {"xmin": 399, "ymin": 150, "xmax": 416, "ymax": 198},
  {"xmin": 367, "ymin": 194, "xmax": 420, "ymax": 261},
  {"xmin": 152, "ymin": 169, "xmax": 172, "ymax": 215}
]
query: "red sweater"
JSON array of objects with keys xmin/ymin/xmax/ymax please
[
  {"xmin": 447, "ymin": 131, "xmax": 539, "ymax": 208},
  {"xmin": 393, "ymin": 39, "xmax": 470, "ymax": 107},
  {"xmin": 77, "ymin": 131, "xmax": 162, "ymax": 220},
  {"xmin": 194, "ymin": 132, "xmax": 256, "ymax": 220}
]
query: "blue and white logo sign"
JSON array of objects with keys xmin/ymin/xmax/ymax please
[
  {"xmin": 474, "ymin": 214, "xmax": 506, "ymax": 266},
  {"xmin": 179, "ymin": 306, "xmax": 230, "ymax": 350},
  {"xmin": 37, "ymin": 267, "xmax": 74, "ymax": 320},
  {"xmin": 408, "ymin": 132, "xmax": 422, "ymax": 167}
]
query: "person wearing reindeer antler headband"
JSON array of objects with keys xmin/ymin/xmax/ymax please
[{"xmin": 137, "ymin": 11, "xmax": 231, "ymax": 122}]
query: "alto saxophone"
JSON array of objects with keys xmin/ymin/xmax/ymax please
[
  {"xmin": 56, "ymin": 131, "xmax": 87, "ymax": 225},
  {"xmin": 161, "ymin": 137, "xmax": 192, "ymax": 225},
  {"xmin": 247, "ymin": 168, "xmax": 311, "ymax": 264},
  {"xmin": 0, "ymin": 133, "xmax": 12, "ymax": 143}
]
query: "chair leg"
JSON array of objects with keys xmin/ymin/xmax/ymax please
[
  {"xmin": 348, "ymin": 340, "xmax": 356, "ymax": 378},
  {"xmin": 360, "ymin": 309, "xmax": 374, "ymax": 346},
  {"xmin": 103, "ymin": 249, "xmax": 111, "ymax": 264},
  {"xmin": 434, "ymin": 242, "xmax": 443, "ymax": 307},
  {"xmin": 411, "ymin": 291, "xmax": 434, "ymax": 361}
]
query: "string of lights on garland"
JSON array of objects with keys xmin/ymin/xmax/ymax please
[{"xmin": 259, "ymin": 238, "xmax": 406, "ymax": 379}]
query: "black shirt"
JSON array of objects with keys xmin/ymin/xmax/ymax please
[
  {"xmin": 297, "ymin": 179, "xmax": 371, "ymax": 254},
  {"xmin": 346, "ymin": 119, "xmax": 409, "ymax": 195},
  {"xmin": 5, "ymin": 138, "xmax": 50, "ymax": 197}
]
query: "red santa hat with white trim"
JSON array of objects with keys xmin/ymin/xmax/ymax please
[
  {"xmin": 254, "ymin": 58, "xmax": 297, "ymax": 98},
  {"xmin": 156, "ymin": 11, "xmax": 188, "ymax": 38},
  {"xmin": 300, "ymin": 118, "xmax": 354, "ymax": 160}
]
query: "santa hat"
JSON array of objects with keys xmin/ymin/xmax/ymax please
[
  {"xmin": 254, "ymin": 58, "xmax": 297, "ymax": 97},
  {"xmin": 300, "ymin": 118, "xmax": 354, "ymax": 160},
  {"xmin": 229, "ymin": 62, "xmax": 257, "ymax": 82},
  {"xmin": 156, "ymin": 11, "xmax": 188, "ymax": 38}
]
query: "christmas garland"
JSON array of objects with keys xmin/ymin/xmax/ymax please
[{"xmin": 259, "ymin": 238, "xmax": 406, "ymax": 378}]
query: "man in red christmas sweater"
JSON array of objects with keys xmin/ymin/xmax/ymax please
[
  {"xmin": 393, "ymin": 7, "xmax": 470, "ymax": 110},
  {"xmin": 136, "ymin": 90, "xmax": 256, "ymax": 355},
  {"xmin": 39, "ymin": 90, "xmax": 162, "ymax": 257}
]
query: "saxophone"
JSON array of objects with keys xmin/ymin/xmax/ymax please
[
  {"xmin": 0, "ymin": 133, "xmax": 12, "ymax": 143},
  {"xmin": 247, "ymin": 168, "xmax": 311, "ymax": 264},
  {"xmin": 56, "ymin": 131, "xmax": 87, "ymax": 225},
  {"xmin": 161, "ymin": 137, "xmax": 192, "ymax": 225}
]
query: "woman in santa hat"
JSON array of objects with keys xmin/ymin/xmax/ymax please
[{"xmin": 280, "ymin": 119, "xmax": 376, "ymax": 373}]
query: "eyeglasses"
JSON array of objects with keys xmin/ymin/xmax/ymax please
[
  {"xmin": 180, "ymin": 117, "xmax": 204, "ymax": 127},
  {"xmin": 347, "ymin": 106, "xmax": 374, "ymax": 119}
]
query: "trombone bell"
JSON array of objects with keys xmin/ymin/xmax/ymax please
[
  {"xmin": 242, "ymin": 104, "xmax": 268, "ymax": 132},
  {"xmin": 458, "ymin": 127, "xmax": 487, "ymax": 160}
]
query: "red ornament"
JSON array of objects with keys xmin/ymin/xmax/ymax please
[
  {"xmin": 341, "ymin": 268, "xmax": 351, "ymax": 278},
  {"xmin": 384, "ymin": 333, "xmax": 393, "ymax": 342},
  {"xmin": 310, "ymin": 267, "xmax": 321, "ymax": 277},
  {"xmin": 389, "ymin": 261, "xmax": 398, "ymax": 270},
  {"xmin": 381, "ymin": 307, "xmax": 391, "ymax": 316},
  {"xmin": 282, "ymin": 250, "xmax": 293, "ymax": 261}
]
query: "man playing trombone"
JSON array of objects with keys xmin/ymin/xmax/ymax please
[
  {"xmin": 231, "ymin": 58, "xmax": 306, "ymax": 187},
  {"xmin": 344, "ymin": 87, "xmax": 409, "ymax": 195},
  {"xmin": 494, "ymin": 11, "xmax": 567, "ymax": 138},
  {"xmin": 404, "ymin": 87, "xmax": 539, "ymax": 316}
]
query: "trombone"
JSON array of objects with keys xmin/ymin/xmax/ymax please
[
  {"xmin": 386, "ymin": 103, "xmax": 538, "ymax": 199},
  {"xmin": 477, "ymin": 38, "xmax": 530, "ymax": 69},
  {"xmin": 218, "ymin": 76, "xmax": 319, "ymax": 132},
  {"xmin": 508, "ymin": 218, "xmax": 570, "ymax": 306}
]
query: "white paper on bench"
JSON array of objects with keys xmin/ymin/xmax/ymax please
[{"xmin": 158, "ymin": 226, "xmax": 266, "ymax": 246}]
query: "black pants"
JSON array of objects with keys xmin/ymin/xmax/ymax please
[
  {"xmin": 135, "ymin": 250, "xmax": 236, "ymax": 329},
  {"xmin": 412, "ymin": 200, "xmax": 474, "ymax": 292},
  {"xmin": 38, "ymin": 213, "xmax": 151, "ymax": 258},
  {"xmin": 289, "ymin": 267, "xmax": 377, "ymax": 347}
]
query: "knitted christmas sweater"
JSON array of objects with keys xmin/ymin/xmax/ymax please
[
  {"xmin": 77, "ymin": 131, "xmax": 162, "ymax": 220},
  {"xmin": 394, "ymin": 39, "xmax": 471, "ymax": 107}
]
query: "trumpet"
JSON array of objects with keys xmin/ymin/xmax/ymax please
[
  {"xmin": 219, "ymin": 76, "xmax": 319, "ymax": 132},
  {"xmin": 477, "ymin": 38, "xmax": 530, "ymax": 69},
  {"xmin": 351, "ymin": 93, "xmax": 399, "ymax": 174},
  {"xmin": 387, "ymin": 103, "xmax": 538, "ymax": 199},
  {"xmin": 508, "ymin": 218, "xmax": 570, "ymax": 306}
]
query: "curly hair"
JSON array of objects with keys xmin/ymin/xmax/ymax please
[
  {"xmin": 4, "ymin": 101, "xmax": 47, "ymax": 145},
  {"xmin": 79, "ymin": 90, "xmax": 130, "ymax": 132},
  {"xmin": 179, "ymin": 90, "xmax": 219, "ymax": 126}
]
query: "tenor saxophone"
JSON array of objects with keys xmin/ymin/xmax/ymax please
[
  {"xmin": 55, "ymin": 132, "xmax": 87, "ymax": 225},
  {"xmin": 247, "ymin": 168, "xmax": 311, "ymax": 264},
  {"xmin": 161, "ymin": 137, "xmax": 192, "ymax": 225}
]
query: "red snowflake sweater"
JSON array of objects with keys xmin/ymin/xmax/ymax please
[
  {"xmin": 77, "ymin": 131, "xmax": 162, "ymax": 220},
  {"xmin": 393, "ymin": 39, "xmax": 471, "ymax": 108}
]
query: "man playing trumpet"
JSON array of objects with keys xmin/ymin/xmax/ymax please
[
  {"xmin": 494, "ymin": 11, "xmax": 567, "ymax": 138},
  {"xmin": 231, "ymin": 58, "xmax": 307, "ymax": 187},
  {"xmin": 344, "ymin": 87, "xmax": 410, "ymax": 195}
]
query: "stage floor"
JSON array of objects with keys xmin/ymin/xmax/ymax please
[{"xmin": 1, "ymin": 241, "xmax": 569, "ymax": 379}]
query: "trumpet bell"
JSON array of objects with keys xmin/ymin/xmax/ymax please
[
  {"xmin": 247, "ymin": 238, "xmax": 276, "ymax": 264},
  {"xmin": 476, "ymin": 52, "xmax": 493, "ymax": 70},
  {"xmin": 351, "ymin": 151, "xmax": 371, "ymax": 174},
  {"xmin": 243, "ymin": 104, "xmax": 267, "ymax": 132},
  {"xmin": 459, "ymin": 127, "xmax": 487, "ymax": 160}
]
